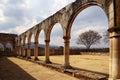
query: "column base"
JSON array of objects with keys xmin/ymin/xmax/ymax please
[
  {"xmin": 34, "ymin": 57, "xmax": 39, "ymax": 61},
  {"xmin": 27, "ymin": 57, "xmax": 31, "ymax": 59},
  {"xmin": 108, "ymin": 78, "xmax": 120, "ymax": 80},
  {"xmin": 45, "ymin": 60, "xmax": 52, "ymax": 64},
  {"xmin": 22, "ymin": 55, "xmax": 26, "ymax": 58},
  {"xmin": 62, "ymin": 65, "xmax": 72, "ymax": 69}
]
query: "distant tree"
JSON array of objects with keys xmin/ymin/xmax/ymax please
[
  {"xmin": 103, "ymin": 31, "xmax": 109, "ymax": 44},
  {"xmin": 76, "ymin": 30, "xmax": 102, "ymax": 49}
]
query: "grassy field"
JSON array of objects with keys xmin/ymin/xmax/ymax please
[{"xmin": 33, "ymin": 55, "xmax": 109, "ymax": 74}]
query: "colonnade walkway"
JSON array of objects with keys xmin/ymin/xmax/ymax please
[{"xmin": 0, "ymin": 57, "xmax": 79, "ymax": 80}]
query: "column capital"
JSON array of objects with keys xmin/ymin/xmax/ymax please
[
  {"xmin": 27, "ymin": 43, "xmax": 31, "ymax": 45},
  {"xmin": 34, "ymin": 42, "xmax": 38, "ymax": 44},
  {"xmin": 108, "ymin": 27, "xmax": 120, "ymax": 33},
  {"xmin": 63, "ymin": 36, "xmax": 70, "ymax": 40},
  {"xmin": 63, "ymin": 36, "xmax": 70, "ymax": 43},
  {"xmin": 108, "ymin": 27, "xmax": 120, "ymax": 38},
  {"xmin": 45, "ymin": 40, "xmax": 50, "ymax": 43}
]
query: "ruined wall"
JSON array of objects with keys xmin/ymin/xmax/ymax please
[{"xmin": 0, "ymin": 33, "xmax": 17, "ymax": 54}]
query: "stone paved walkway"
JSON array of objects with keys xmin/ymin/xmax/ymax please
[{"xmin": 0, "ymin": 57, "xmax": 79, "ymax": 80}]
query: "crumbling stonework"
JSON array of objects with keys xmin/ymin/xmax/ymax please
[
  {"xmin": 1, "ymin": 0, "xmax": 120, "ymax": 79},
  {"xmin": 0, "ymin": 33, "xmax": 17, "ymax": 54}
]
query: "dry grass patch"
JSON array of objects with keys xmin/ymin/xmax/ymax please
[{"xmin": 38, "ymin": 55, "xmax": 109, "ymax": 74}]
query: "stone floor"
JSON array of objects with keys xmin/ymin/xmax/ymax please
[{"xmin": 0, "ymin": 57, "xmax": 79, "ymax": 80}]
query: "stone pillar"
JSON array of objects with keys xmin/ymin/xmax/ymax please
[
  {"xmin": 21, "ymin": 45, "xmax": 24, "ymax": 57},
  {"xmin": 27, "ymin": 43, "xmax": 31, "ymax": 59},
  {"xmin": 19, "ymin": 45, "xmax": 22, "ymax": 56},
  {"xmin": 108, "ymin": 0, "xmax": 120, "ymax": 79},
  {"xmin": 3, "ymin": 45, "xmax": 6, "ymax": 53},
  {"xmin": 17, "ymin": 46, "xmax": 19, "ymax": 55},
  {"xmin": 45, "ymin": 40, "xmax": 51, "ymax": 63},
  {"xmin": 14, "ymin": 46, "xmax": 18, "ymax": 55},
  {"xmin": 17, "ymin": 46, "xmax": 20, "ymax": 56},
  {"xmin": 108, "ymin": 28, "xmax": 120, "ymax": 80},
  {"xmin": 34, "ymin": 42, "xmax": 39, "ymax": 61},
  {"xmin": 22, "ymin": 45, "xmax": 26, "ymax": 57},
  {"xmin": 63, "ymin": 37, "xmax": 71, "ymax": 68}
]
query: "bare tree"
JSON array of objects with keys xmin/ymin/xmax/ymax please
[
  {"xmin": 76, "ymin": 30, "xmax": 102, "ymax": 49},
  {"xmin": 103, "ymin": 31, "xmax": 109, "ymax": 44}
]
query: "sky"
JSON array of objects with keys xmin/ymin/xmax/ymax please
[{"xmin": 0, "ymin": 0, "xmax": 109, "ymax": 48}]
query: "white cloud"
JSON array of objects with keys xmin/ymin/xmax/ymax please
[
  {"xmin": 72, "ymin": 25, "xmax": 107, "ymax": 37},
  {"xmin": 0, "ymin": 9, "xmax": 5, "ymax": 22},
  {"xmin": 50, "ymin": 36, "xmax": 64, "ymax": 46}
]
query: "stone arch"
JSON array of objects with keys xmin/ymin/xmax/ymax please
[
  {"xmin": 28, "ymin": 32, "xmax": 33, "ymax": 44},
  {"xmin": 35, "ymin": 29, "xmax": 42, "ymax": 43},
  {"xmin": 48, "ymin": 23, "xmax": 64, "ymax": 63},
  {"xmin": 46, "ymin": 22, "xmax": 64, "ymax": 41},
  {"xmin": 66, "ymin": 1, "xmax": 107, "ymax": 37}
]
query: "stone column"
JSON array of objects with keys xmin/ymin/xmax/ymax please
[
  {"xmin": 108, "ymin": 28, "xmax": 120, "ymax": 80},
  {"xmin": 21, "ymin": 45, "xmax": 24, "ymax": 57},
  {"xmin": 19, "ymin": 45, "xmax": 22, "ymax": 56},
  {"xmin": 14, "ymin": 46, "xmax": 18, "ymax": 55},
  {"xmin": 22, "ymin": 45, "xmax": 26, "ymax": 57},
  {"xmin": 15, "ymin": 46, "xmax": 18, "ymax": 55},
  {"xmin": 17, "ymin": 46, "xmax": 20, "ymax": 56},
  {"xmin": 63, "ymin": 37, "xmax": 71, "ymax": 68},
  {"xmin": 3, "ymin": 45, "xmax": 6, "ymax": 54},
  {"xmin": 108, "ymin": 0, "xmax": 120, "ymax": 79},
  {"xmin": 27, "ymin": 43, "xmax": 31, "ymax": 59},
  {"xmin": 45, "ymin": 40, "xmax": 51, "ymax": 63},
  {"xmin": 17, "ymin": 46, "xmax": 20, "ymax": 55},
  {"xmin": 34, "ymin": 42, "xmax": 39, "ymax": 61}
]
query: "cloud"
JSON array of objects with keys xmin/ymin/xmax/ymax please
[
  {"xmin": 0, "ymin": 0, "xmax": 74, "ymax": 35},
  {"xmin": 50, "ymin": 36, "xmax": 64, "ymax": 46},
  {"xmin": 0, "ymin": 9, "xmax": 5, "ymax": 22},
  {"xmin": 0, "ymin": 0, "xmax": 108, "ymax": 47},
  {"xmin": 73, "ymin": 6, "xmax": 108, "ymax": 27}
]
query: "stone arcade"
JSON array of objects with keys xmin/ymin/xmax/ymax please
[{"xmin": 0, "ymin": 0, "xmax": 120, "ymax": 80}]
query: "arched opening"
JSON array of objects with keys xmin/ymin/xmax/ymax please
[
  {"xmin": 6, "ymin": 43, "xmax": 13, "ymax": 53},
  {"xmin": 0, "ymin": 43, "xmax": 4, "ymax": 52},
  {"xmin": 38, "ymin": 30, "xmax": 46, "ymax": 61},
  {"xmin": 27, "ymin": 33, "xmax": 35, "ymax": 59},
  {"xmin": 69, "ymin": 6, "xmax": 109, "ymax": 74},
  {"xmin": 26, "ymin": 33, "xmax": 34, "ymax": 58},
  {"xmin": 49, "ymin": 23, "xmax": 64, "ymax": 64}
]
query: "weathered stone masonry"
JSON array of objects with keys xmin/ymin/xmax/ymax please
[
  {"xmin": 0, "ymin": 33, "xmax": 17, "ymax": 53},
  {"xmin": 1, "ymin": 0, "xmax": 120, "ymax": 80}
]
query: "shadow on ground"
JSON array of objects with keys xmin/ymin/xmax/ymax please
[{"xmin": 0, "ymin": 56, "xmax": 36, "ymax": 80}]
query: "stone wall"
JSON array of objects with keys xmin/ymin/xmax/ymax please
[
  {"xmin": 28, "ymin": 48, "xmax": 109, "ymax": 56},
  {"xmin": 0, "ymin": 33, "xmax": 17, "ymax": 54}
]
